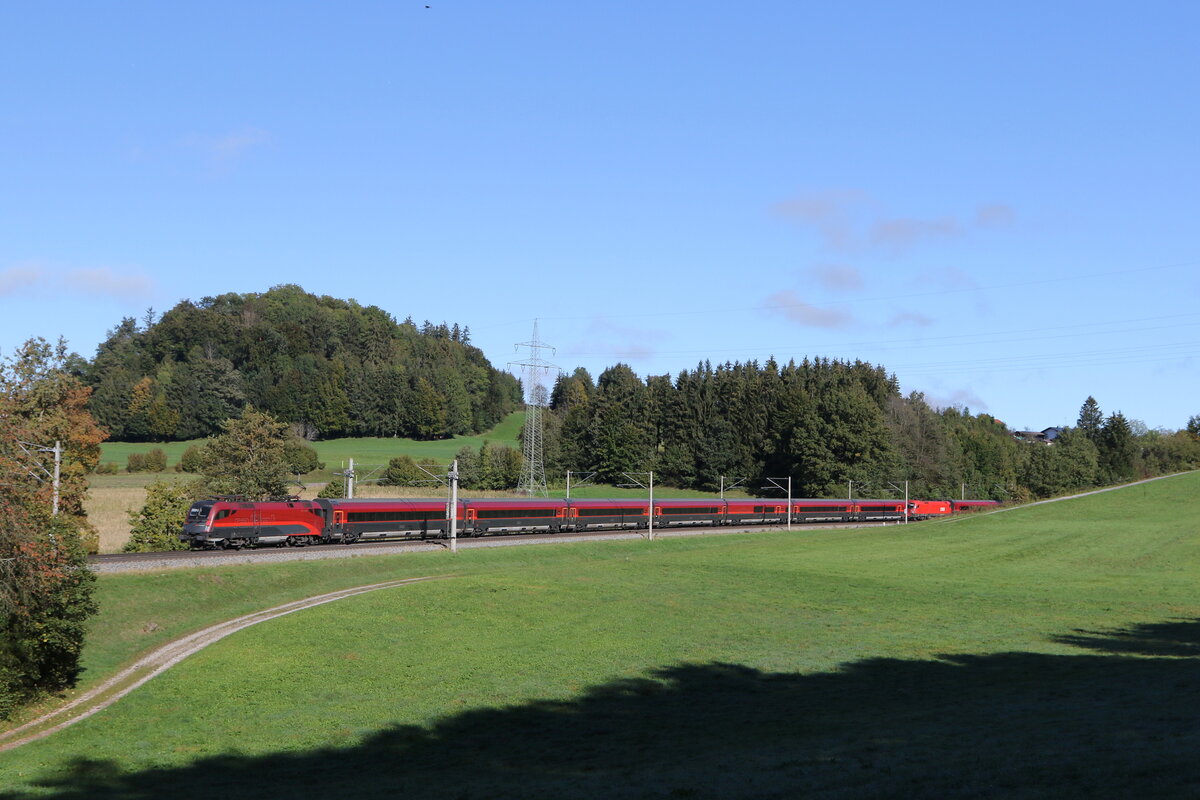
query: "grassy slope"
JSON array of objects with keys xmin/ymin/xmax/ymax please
[
  {"xmin": 96, "ymin": 411, "xmax": 527, "ymax": 473},
  {"xmin": 3, "ymin": 473, "xmax": 1199, "ymax": 797}
]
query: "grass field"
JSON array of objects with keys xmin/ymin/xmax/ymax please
[
  {"xmin": 6, "ymin": 473, "xmax": 1198, "ymax": 797},
  {"xmin": 97, "ymin": 412, "xmax": 526, "ymax": 473}
]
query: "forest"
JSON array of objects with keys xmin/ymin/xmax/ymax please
[
  {"xmin": 538, "ymin": 359, "xmax": 1200, "ymax": 501},
  {"xmin": 65, "ymin": 283, "xmax": 1200, "ymax": 502},
  {"xmin": 79, "ymin": 285, "xmax": 523, "ymax": 442}
]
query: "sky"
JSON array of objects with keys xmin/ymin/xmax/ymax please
[{"xmin": 2, "ymin": 1, "xmax": 1198, "ymax": 431}]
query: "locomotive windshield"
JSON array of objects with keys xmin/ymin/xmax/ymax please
[{"xmin": 187, "ymin": 502, "xmax": 213, "ymax": 522}]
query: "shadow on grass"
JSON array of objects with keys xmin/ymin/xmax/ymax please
[{"xmin": 7, "ymin": 619, "xmax": 1200, "ymax": 799}]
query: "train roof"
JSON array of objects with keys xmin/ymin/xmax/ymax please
[
  {"xmin": 326, "ymin": 497, "xmax": 448, "ymax": 509},
  {"xmin": 465, "ymin": 498, "xmax": 568, "ymax": 509},
  {"xmin": 198, "ymin": 498, "xmax": 318, "ymax": 509}
]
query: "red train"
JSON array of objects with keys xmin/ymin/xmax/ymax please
[{"xmin": 180, "ymin": 495, "xmax": 1000, "ymax": 549}]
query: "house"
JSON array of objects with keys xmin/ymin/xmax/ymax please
[{"xmin": 1013, "ymin": 427, "xmax": 1064, "ymax": 444}]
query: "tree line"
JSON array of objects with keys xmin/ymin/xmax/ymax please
[
  {"xmin": 81, "ymin": 284, "xmax": 523, "ymax": 442},
  {"xmin": 539, "ymin": 359, "xmax": 1200, "ymax": 502}
]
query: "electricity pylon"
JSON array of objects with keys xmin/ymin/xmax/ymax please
[{"xmin": 510, "ymin": 320, "xmax": 557, "ymax": 497}]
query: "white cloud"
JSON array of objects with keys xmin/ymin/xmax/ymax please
[
  {"xmin": 870, "ymin": 216, "xmax": 962, "ymax": 254},
  {"xmin": 976, "ymin": 204, "xmax": 1016, "ymax": 228},
  {"xmin": 773, "ymin": 190, "xmax": 1015, "ymax": 256},
  {"xmin": 562, "ymin": 316, "xmax": 669, "ymax": 362},
  {"xmin": 65, "ymin": 268, "xmax": 154, "ymax": 300},
  {"xmin": 0, "ymin": 262, "xmax": 155, "ymax": 301},
  {"xmin": 764, "ymin": 290, "xmax": 853, "ymax": 329},
  {"xmin": 181, "ymin": 127, "xmax": 272, "ymax": 168},
  {"xmin": 807, "ymin": 263, "xmax": 864, "ymax": 292},
  {"xmin": 888, "ymin": 312, "xmax": 934, "ymax": 328},
  {"xmin": 0, "ymin": 264, "xmax": 46, "ymax": 296},
  {"xmin": 772, "ymin": 190, "xmax": 871, "ymax": 251},
  {"xmin": 915, "ymin": 266, "xmax": 979, "ymax": 290},
  {"xmin": 924, "ymin": 388, "xmax": 989, "ymax": 412}
]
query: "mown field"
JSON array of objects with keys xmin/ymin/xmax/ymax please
[{"xmin": 3, "ymin": 472, "xmax": 1198, "ymax": 797}]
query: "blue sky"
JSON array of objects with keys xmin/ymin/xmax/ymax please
[{"xmin": 3, "ymin": 1, "xmax": 1197, "ymax": 430}]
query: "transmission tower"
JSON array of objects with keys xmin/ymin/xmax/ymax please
[{"xmin": 510, "ymin": 320, "xmax": 557, "ymax": 497}]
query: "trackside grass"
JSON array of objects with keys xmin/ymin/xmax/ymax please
[{"xmin": 2, "ymin": 473, "xmax": 1199, "ymax": 797}]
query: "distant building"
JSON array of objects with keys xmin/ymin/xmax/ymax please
[{"xmin": 1013, "ymin": 427, "xmax": 1064, "ymax": 444}]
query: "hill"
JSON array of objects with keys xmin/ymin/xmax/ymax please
[
  {"xmin": 80, "ymin": 284, "xmax": 523, "ymax": 443},
  {"xmin": 3, "ymin": 472, "xmax": 1198, "ymax": 796}
]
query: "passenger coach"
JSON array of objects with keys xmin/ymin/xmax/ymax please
[{"xmin": 180, "ymin": 494, "xmax": 994, "ymax": 548}]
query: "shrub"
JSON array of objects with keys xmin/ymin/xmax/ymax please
[
  {"xmin": 379, "ymin": 455, "xmax": 423, "ymax": 486},
  {"xmin": 126, "ymin": 453, "xmax": 146, "ymax": 473},
  {"xmin": 124, "ymin": 479, "xmax": 200, "ymax": 552},
  {"xmin": 144, "ymin": 448, "xmax": 167, "ymax": 472},
  {"xmin": 94, "ymin": 461, "xmax": 120, "ymax": 475},
  {"xmin": 283, "ymin": 440, "xmax": 324, "ymax": 475},
  {"xmin": 317, "ymin": 478, "xmax": 345, "ymax": 499},
  {"xmin": 179, "ymin": 444, "xmax": 205, "ymax": 473}
]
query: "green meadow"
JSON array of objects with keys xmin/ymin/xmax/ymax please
[
  {"xmin": 96, "ymin": 411, "xmax": 527, "ymax": 478},
  {"xmin": 3, "ymin": 473, "xmax": 1199, "ymax": 798}
]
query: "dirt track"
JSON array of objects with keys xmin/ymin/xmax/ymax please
[{"xmin": 0, "ymin": 576, "xmax": 443, "ymax": 753}]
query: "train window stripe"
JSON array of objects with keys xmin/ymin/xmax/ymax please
[
  {"xmin": 347, "ymin": 511, "xmax": 442, "ymax": 523},
  {"xmin": 660, "ymin": 506, "xmax": 719, "ymax": 515},
  {"xmin": 476, "ymin": 508, "xmax": 557, "ymax": 520},
  {"xmin": 577, "ymin": 507, "xmax": 643, "ymax": 517}
]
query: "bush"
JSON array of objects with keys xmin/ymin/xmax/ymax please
[
  {"xmin": 317, "ymin": 478, "xmax": 345, "ymax": 499},
  {"xmin": 179, "ymin": 444, "xmax": 205, "ymax": 473},
  {"xmin": 126, "ymin": 452, "xmax": 146, "ymax": 472},
  {"xmin": 144, "ymin": 448, "xmax": 167, "ymax": 472},
  {"xmin": 379, "ymin": 455, "xmax": 423, "ymax": 486},
  {"xmin": 94, "ymin": 461, "xmax": 120, "ymax": 475},
  {"xmin": 283, "ymin": 440, "xmax": 324, "ymax": 475},
  {"xmin": 124, "ymin": 479, "xmax": 200, "ymax": 552}
]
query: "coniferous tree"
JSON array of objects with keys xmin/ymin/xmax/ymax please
[
  {"xmin": 1077, "ymin": 396, "xmax": 1104, "ymax": 444},
  {"xmin": 1099, "ymin": 411, "xmax": 1137, "ymax": 482}
]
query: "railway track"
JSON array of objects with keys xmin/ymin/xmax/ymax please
[{"xmin": 89, "ymin": 521, "xmax": 900, "ymax": 573}]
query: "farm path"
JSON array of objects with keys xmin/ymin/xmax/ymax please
[{"xmin": 0, "ymin": 576, "xmax": 445, "ymax": 753}]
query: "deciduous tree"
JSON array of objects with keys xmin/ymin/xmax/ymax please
[
  {"xmin": 196, "ymin": 408, "xmax": 293, "ymax": 499},
  {"xmin": 124, "ymin": 479, "xmax": 200, "ymax": 552},
  {"xmin": 0, "ymin": 338, "xmax": 101, "ymax": 717}
]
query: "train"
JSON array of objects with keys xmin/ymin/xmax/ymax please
[{"xmin": 179, "ymin": 495, "xmax": 1000, "ymax": 549}]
